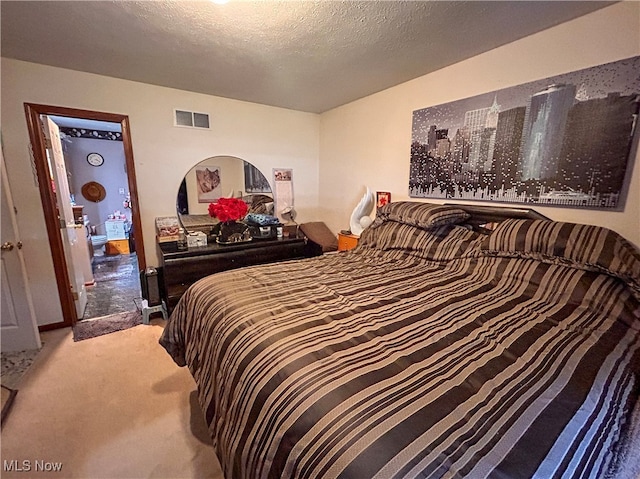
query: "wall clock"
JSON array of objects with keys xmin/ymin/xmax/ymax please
[{"xmin": 87, "ymin": 152, "xmax": 104, "ymax": 167}]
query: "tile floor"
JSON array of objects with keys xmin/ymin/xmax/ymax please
[{"xmin": 83, "ymin": 253, "xmax": 142, "ymax": 319}]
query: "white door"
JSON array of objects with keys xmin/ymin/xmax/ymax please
[
  {"xmin": 1, "ymin": 146, "xmax": 42, "ymax": 352},
  {"xmin": 42, "ymin": 116, "xmax": 87, "ymax": 319}
]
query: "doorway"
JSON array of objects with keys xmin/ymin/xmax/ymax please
[{"xmin": 24, "ymin": 103, "xmax": 146, "ymax": 330}]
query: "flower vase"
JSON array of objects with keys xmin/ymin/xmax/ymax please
[{"xmin": 217, "ymin": 221, "xmax": 252, "ymax": 244}]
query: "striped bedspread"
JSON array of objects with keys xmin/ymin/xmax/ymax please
[{"xmin": 160, "ymin": 206, "xmax": 640, "ymax": 479}]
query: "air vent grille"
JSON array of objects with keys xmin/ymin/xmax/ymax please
[
  {"xmin": 193, "ymin": 112, "xmax": 210, "ymax": 129},
  {"xmin": 174, "ymin": 109, "xmax": 210, "ymax": 129}
]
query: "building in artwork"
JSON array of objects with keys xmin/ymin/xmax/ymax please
[
  {"xmin": 434, "ymin": 129, "xmax": 450, "ymax": 158},
  {"xmin": 492, "ymin": 106, "xmax": 526, "ymax": 190},
  {"xmin": 463, "ymin": 96, "xmax": 500, "ymax": 171},
  {"xmin": 519, "ymin": 83, "xmax": 576, "ymax": 181},
  {"xmin": 558, "ymin": 92, "xmax": 639, "ymax": 195}
]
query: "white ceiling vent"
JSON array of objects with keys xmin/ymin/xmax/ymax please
[{"xmin": 174, "ymin": 109, "xmax": 210, "ymax": 129}]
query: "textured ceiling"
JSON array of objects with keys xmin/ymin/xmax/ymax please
[{"xmin": 1, "ymin": 1, "xmax": 614, "ymax": 113}]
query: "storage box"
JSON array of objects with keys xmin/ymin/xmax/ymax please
[
  {"xmin": 187, "ymin": 231, "xmax": 208, "ymax": 248},
  {"xmin": 155, "ymin": 216, "xmax": 180, "ymax": 243},
  {"xmin": 106, "ymin": 239, "xmax": 130, "ymax": 255},
  {"xmin": 248, "ymin": 223, "xmax": 283, "ymax": 239},
  {"xmin": 105, "ymin": 219, "xmax": 127, "ymax": 240}
]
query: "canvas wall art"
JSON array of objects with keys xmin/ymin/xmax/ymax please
[
  {"xmin": 377, "ymin": 191, "xmax": 391, "ymax": 208},
  {"xmin": 409, "ymin": 56, "xmax": 640, "ymax": 209},
  {"xmin": 273, "ymin": 168, "xmax": 293, "ymax": 223},
  {"xmin": 196, "ymin": 166, "xmax": 222, "ymax": 203},
  {"xmin": 244, "ymin": 161, "xmax": 271, "ymax": 193}
]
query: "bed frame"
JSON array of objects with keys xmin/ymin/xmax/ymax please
[{"xmin": 445, "ymin": 203, "xmax": 549, "ymax": 231}]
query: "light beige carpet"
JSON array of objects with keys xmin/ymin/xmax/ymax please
[{"xmin": 0, "ymin": 320, "xmax": 223, "ymax": 479}]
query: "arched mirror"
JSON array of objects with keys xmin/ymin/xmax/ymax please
[{"xmin": 176, "ymin": 156, "xmax": 274, "ymax": 234}]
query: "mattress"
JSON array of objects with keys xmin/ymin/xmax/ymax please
[{"xmin": 160, "ymin": 203, "xmax": 640, "ymax": 479}]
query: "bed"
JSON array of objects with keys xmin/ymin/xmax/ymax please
[{"xmin": 160, "ymin": 202, "xmax": 640, "ymax": 479}]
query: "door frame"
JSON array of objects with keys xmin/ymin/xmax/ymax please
[{"xmin": 24, "ymin": 103, "xmax": 146, "ymax": 330}]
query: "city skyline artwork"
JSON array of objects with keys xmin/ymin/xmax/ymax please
[{"xmin": 409, "ymin": 55, "xmax": 640, "ymax": 209}]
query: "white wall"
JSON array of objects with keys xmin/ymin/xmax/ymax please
[
  {"xmin": 1, "ymin": 60, "xmax": 320, "ymax": 325},
  {"xmin": 319, "ymin": 2, "xmax": 640, "ymax": 247},
  {"xmin": 64, "ymin": 137, "xmax": 131, "ymax": 228}
]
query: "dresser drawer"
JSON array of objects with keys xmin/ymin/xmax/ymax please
[{"xmin": 160, "ymin": 238, "xmax": 307, "ymax": 311}]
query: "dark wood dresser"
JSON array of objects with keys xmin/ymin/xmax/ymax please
[{"xmin": 158, "ymin": 237, "xmax": 307, "ymax": 311}]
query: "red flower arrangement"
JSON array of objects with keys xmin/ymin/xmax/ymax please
[{"xmin": 208, "ymin": 197, "xmax": 249, "ymax": 223}]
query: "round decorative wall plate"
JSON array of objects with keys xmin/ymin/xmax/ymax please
[
  {"xmin": 87, "ymin": 152, "xmax": 104, "ymax": 167},
  {"xmin": 81, "ymin": 181, "xmax": 106, "ymax": 202}
]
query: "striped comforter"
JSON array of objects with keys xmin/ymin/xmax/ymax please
[{"xmin": 160, "ymin": 209, "xmax": 640, "ymax": 479}]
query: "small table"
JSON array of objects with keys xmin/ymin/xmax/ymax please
[{"xmin": 338, "ymin": 233, "xmax": 359, "ymax": 251}]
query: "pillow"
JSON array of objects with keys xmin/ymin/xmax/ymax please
[
  {"xmin": 244, "ymin": 194, "xmax": 275, "ymax": 215},
  {"xmin": 360, "ymin": 220, "xmax": 482, "ymax": 261},
  {"xmin": 480, "ymin": 219, "xmax": 640, "ymax": 299},
  {"xmin": 373, "ymin": 202, "xmax": 470, "ymax": 230},
  {"xmin": 299, "ymin": 222, "xmax": 338, "ymax": 252}
]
